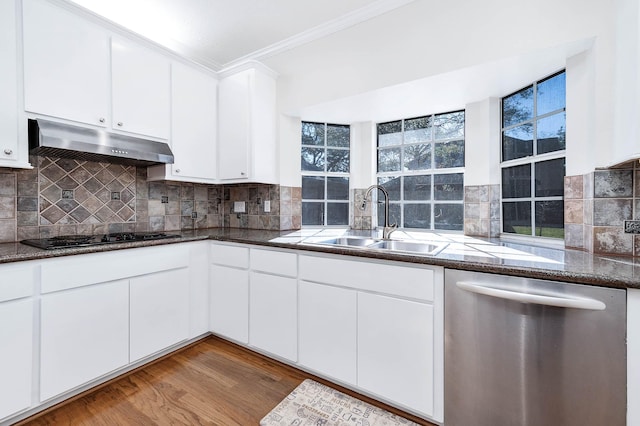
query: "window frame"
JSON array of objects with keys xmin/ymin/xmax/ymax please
[
  {"xmin": 376, "ymin": 110, "xmax": 465, "ymax": 231},
  {"xmin": 500, "ymin": 70, "xmax": 566, "ymax": 240},
  {"xmin": 301, "ymin": 121, "xmax": 351, "ymax": 227}
]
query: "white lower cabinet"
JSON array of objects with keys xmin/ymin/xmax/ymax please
[
  {"xmin": 357, "ymin": 292, "xmax": 435, "ymax": 415},
  {"xmin": 298, "ymin": 252, "xmax": 443, "ymax": 421},
  {"xmin": 0, "ymin": 262, "xmax": 36, "ymax": 422},
  {"xmin": 40, "ymin": 279, "xmax": 129, "ymax": 401},
  {"xmin": 0, "ymin": 298, "xmax": 34, "ymax": 420},
  {"xmin": 130, "ymin": 268, "xmax": 190, "ymax": 362},
  {"xmin": 298, "ymin": 280, "xmax": 357, "ymax": 386},
  {"xmin": 210, "ymin": 264, "xmax": 249, "ymax": 343},
  {"xmin": 249, "ymin": 271, "xmax": 297, "ymax": 362}
]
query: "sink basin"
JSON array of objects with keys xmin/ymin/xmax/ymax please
[
  {"xmin": 313, "ymin": 236, "xmax": 378, "ymax": 247},
  {"xmin": 368, "ymin": 239, "xmax": 444, "ymax": 255},
  {"xmin": 307, "ymin": 236, "xmax": 446, "ymax": 256}
]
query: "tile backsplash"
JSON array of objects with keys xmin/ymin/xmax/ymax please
[
  {"xmin": 565, "ymin": 162, "xmax": 639, "ymax": 256},
  {"xmin": 2, "ymin": 156, "xmax": 638, "ymax": 257},
  {"xmin": 0, "ymin": 156, "xmax": 301, "ymax": 243}
]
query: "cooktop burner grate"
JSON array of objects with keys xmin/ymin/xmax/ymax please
[{"xmin": 21, "ymin": 232, "xmax": 180, "ymax": 250}]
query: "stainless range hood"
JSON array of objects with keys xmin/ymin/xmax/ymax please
[{"xmin": 28, "ymin": 119, "xmax": 174, "ymax": 166}]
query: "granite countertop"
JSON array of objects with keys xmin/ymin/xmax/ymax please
[{"xmin": 1, "ymin": 228, "xmax": 639, "ymax": 290}]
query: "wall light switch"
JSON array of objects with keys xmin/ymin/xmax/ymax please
[
  {"xmin": 264, "ymin": 200, "xmax": 271, "ymax": 212},
  {"xmin": 234, "ymin": 201, "xmax": 246, "ymax": 213}
]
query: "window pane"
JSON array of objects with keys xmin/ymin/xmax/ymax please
[
  {"xmin": 377, "ymin": 176, "xmax": 401, "ymax": 201},
  {"xmin": 404, "ymin": 143, "xmax": 431, "ymax": 171},
  {"xmin": 378, "ymin": 203, "xmax": 401, "ymax": 227},
  {"xmin": 404, "ymin": 204, "xmax": 430, "ymax": 228},
  {"xmin": 535, "ymin": 200, "xmax": 564, "ymax": 238},
  {"xmin": 378, "ymin": 148, "xmax": 401, "ymax": 172},
  {"xmin": 502, "ymin": 164, "xmax": 531, "ymax": 198},
  {"xmin": 327, "ymin": 177, "xmax": 349, "ymax": 200},
  {"xmin": 327, "ymin": 149, "xmax": 349, "ymax": 172},
  {"xmin": 535, "ymin": 158, "xmax": 565, "ymax": 197},
  {"xmin": 302, "ymin": 202, "xmax": 323, "ymax": 225},
  {"xmin": 327, "ymin": 124, "xmax": 350, "ymax": 148},
  {"xmin": 434, "ymin": 203, "xmax": 463, "ymax": 230},
  {"xmin": 502, "ymin": 86, "xmax": 533, "ymax": 127},
  {"xmin": 404, "ymin": 175, "xmax": 431, "ymax": 200},
  {"xmin": 434, "ymin": 140, "xmax": 464, "ymax": 168},
  {"xmin": 377, "ymin": 121, "xmax": 402, "ymax": 147},
  {"xmin": 537, "ymin": 113, "xmax": 566, "ymax": 154},
  {"xmin": 405, "ymin": 116, "xmax": 432, "ymax": 143},
  {"xmin": 301, "ymin": 176, "xmax": 325, "ymax": 200},
  {"xmin": 537, "ymin": 72, "xmax": 566, "ymax": 116},
  {"xmin": 301, "ymin": 122, "xmax": 324, "ymax": 146},
  {"xmin": 502, "ymin": 124, "xmax": 533, "ymax": 161},
  {"xmin": 434, "ymin": 173, "xmax": 463, "ymax": 200},
  {"xmin": 434, "ymin": 111, "xmax": 464, "ymax": 139},
  {"xmin": 503, "ymin": 201, "xmax": 531, "ymax": 235},
  {"xmin": 327, "ymin": 203, "xmax": 349, "ymax": 225},
  {"xmin": 301, "ymin": 147, "xmax": 325, "ymax": 171}
]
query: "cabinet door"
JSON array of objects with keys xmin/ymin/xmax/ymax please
[
  {"xmin": 357, "ymin": 292, "xmax": 434, "ymax": 416},
  {"xmin": 298, "ymin": 281, "xmax": 357, "ymax": 385},
  {"xmin": 188, "ymin": 242, "xmax": 210, "ymax": 338},
  {"xmin": 210, "ymin": 265, "xmax": 249, "ymax": 343},
  {"xmin": 0, "ymin": 298, "xmax": 33, "ymax": 419},
  {"xmin": 130, "ymin": 268, "xmax": 190, "ymax": 362},
  {"xmin": 111, "ymin": 37, "xmax": 170, "ymax": 139},
  {"xmin": 171, "ymin": 62, "xmax": 218, "ymax": 181},
  {"xmin": 23, "ymin": 0, "xmax": 109, "ymax": 127},
  {"xmin": 40, "ymin": 280, "xmax": 129, "ymax": 401},
  {"xmin": 0, "ymin": 0, "xmax": 19, "ymax": 167},
  {"xmin": 218, "ymin": 70, "xmax": 250, "ymax": 180},
  {"xmin": 249, "ymin": 272, "xmax": 297, "ymax": 361}
]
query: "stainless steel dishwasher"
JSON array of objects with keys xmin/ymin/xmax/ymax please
[{"xmin": 444, "ymin": 269, "xmax": 626, "ymax": 426}]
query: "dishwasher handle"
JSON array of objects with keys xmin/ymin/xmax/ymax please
[{"xmin": 456, "ymin": 281, "xmax": 606, "ymax": 311}]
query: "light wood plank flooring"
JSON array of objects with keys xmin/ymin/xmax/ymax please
[{"xmin": 18, "ymin": 336, "xmax": 435, "ymax": 425}]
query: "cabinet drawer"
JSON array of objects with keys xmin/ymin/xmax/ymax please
[
  {"xmin": 299, "ymin": 254, "xmax": 437, "ymax": 302},
  {"xmin": 41, "ymin": 245, "xmax": 189, "ymax": 294},
  {"xmin": 250, "ymin": 248, "xmax": 296, "ymax": 277},
  {"xmin": 0, "ymin": 263, "xmax": 37, "ymax": 302},
  {"xmin": 211, "ymin": 243, "xmax": 249, "ymax": 269}
]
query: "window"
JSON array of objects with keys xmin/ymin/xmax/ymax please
[
  {"xmin": 376, "ymin": 111, "xmax": 465, "ymax": 230},
  {"xmin": 301, "ymin": 122, "xmax": 350, "ymax": 226},
  {"xmin": 501, "ymin": 71, "xmax": 566, "ymax": 239}
]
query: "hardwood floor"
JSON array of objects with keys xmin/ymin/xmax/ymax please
[{"xmin": 18, "ymin": 336, "xmax": 436, "ymax": 425}]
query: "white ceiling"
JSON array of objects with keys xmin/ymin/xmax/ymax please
[{"xmin": 66, "ymin": 0, "xmax": 415, "ymax": 70}]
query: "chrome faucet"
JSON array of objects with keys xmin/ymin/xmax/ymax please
[{"xmin": 363, "ymin": 185, "xmax": 397, "ymax": 240}]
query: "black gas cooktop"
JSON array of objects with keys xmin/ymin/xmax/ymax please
[{"xmin": 21, "ymin": 232, "xmax": 181, "ymax": 250}]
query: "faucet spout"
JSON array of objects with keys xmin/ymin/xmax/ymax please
[{"xmin": 364, "ymin": 185, "xmax": 397, "ymax": 239}]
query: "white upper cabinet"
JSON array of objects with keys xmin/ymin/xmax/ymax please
[
  {"xmin": 22, "ymin": 0, "xmax": 170, "ymax": 141},
  {"xmin": 147, "ymin": 62, "xmax": 218, "ymax": 183},
  {"xmin": 218, "ymin": 67, "xmax": 278, "ymax": 183},
  {"xmin": 22, "ymin": 0, "xmax": 110, "ymax": 127},
  {"xmin": 0, "ymin": 0, "xmax": 28, "ymax": 168},
  {"xmin": 111, "ymin": 37, "xmax": 170, "ymax": 139}
]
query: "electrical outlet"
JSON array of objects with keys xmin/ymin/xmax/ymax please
[
  {"xmin": 624, "ymin": 220, "xmax": 640, "ymax": 234},
  {"xmin": 234, "ymin": 201, "xmax": 246, "ymax": 213},
  {"xmin": 191, "ymin": 212, "xmax": 197, "ymax": 219},
  {"xmin": 264, "ymin": 200, "xmax": 271, "ymax": 212}
]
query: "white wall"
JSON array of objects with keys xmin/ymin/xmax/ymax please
[
  {"xmin": 464, "ymin": 98, "xmax": 501, "ymax": 186},
  {"xmin": 266, "ymin": 0, "xmax": 624, "ymax": 177}
]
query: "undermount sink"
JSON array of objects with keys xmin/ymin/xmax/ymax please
[
  {"xmin": 308, "ymin": 236, "xmax": 445, "ymax": 256},
  {"xmin": 313, "ymin": 236, "xmax": 378, "ymax": 247},
  {"xmin": 368, "ymin": 239, "xmax": 443, "ymax": 255}
]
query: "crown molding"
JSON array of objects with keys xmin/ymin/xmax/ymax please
[
  {"xmin": 221, "ymin": 0, "xmax": 416, "ymax": 70},
  {"xmin": 218, "ymin": 60, "xmax": 279, "ymax": 79}
]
